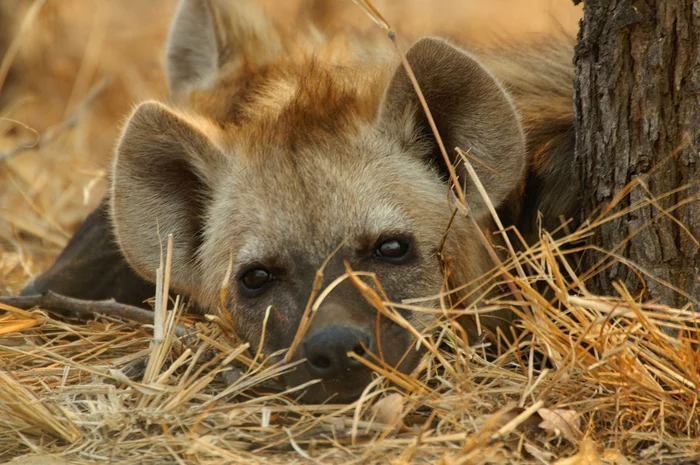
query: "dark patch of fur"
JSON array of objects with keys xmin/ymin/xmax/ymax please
[{"xmin": 21, "ymin": 198, "xmax": 156, "ymax": 307}]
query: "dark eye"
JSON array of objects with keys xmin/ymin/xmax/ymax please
[
  {"xmin": 374, "ymin": 237, "xmax": 412, "ymax": 262},
  {"xmin": 240, "ymin": 267, "xmax": 273, "ymax": 292}
]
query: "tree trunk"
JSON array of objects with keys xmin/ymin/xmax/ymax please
[{"xmin": 573, "ymin": 0, "xmax": 700, "ymax": 306}]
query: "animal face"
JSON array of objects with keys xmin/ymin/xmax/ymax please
[
  {"xmin": 109, "ymin": 0, "xmax": 529, "ymax": 402},
  {"xmin": 197, "ymin": 118, "xmax": 464, "ymax": 402}
]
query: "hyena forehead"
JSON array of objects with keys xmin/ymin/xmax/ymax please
[
  {"xmin": 233, "ymin": 201, "xmax": 411, "ymax": 264},
  {"xmin": 202, "ymin": 130, "xmax": 453, "ymax": 267}
]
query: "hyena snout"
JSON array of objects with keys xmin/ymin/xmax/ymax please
[{"xmin": 302, "ymin": 325, "xmax": 374, "ymax": 380}]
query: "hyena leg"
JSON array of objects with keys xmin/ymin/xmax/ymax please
[{"xmin": 21, "ymin": 195, "xmax": 156, "ymax": 308}]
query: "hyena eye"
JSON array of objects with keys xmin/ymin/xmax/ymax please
[
  {"xmin": 374, "ymin": 237, "xmax": 412, "ymax": 263},
  {"xmin": 240, "ymin": 267, "xmax": 273, "ymax": 292}
]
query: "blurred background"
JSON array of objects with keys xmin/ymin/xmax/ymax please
[{"xmin": 0, "ymin": 0, "xmax": 581, "ymax": 295}]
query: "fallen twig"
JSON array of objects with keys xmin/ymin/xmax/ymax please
[{"xmin": 0, "ymin": 290, "xmax": 189, "ymax": 337}]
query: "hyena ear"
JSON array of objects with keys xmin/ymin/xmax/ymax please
[
  {"xmin": 110, "ymin": 101, "xmax": 226, "ymax": 292},
  {"xmin": 379, "ymin": 37, "xmax": 527, "ymax": 217},
  {"xmin": 166, "ymin": 0, "xmax": 279, "ymax": 95}
]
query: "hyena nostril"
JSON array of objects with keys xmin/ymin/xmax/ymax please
[
  {"xmin": 309, "ymin": 354, "xmax": 332, "ymax": 370},
  {"xmin": 352, "ymin": 344, "xmax": 366, "ymax": 357}
]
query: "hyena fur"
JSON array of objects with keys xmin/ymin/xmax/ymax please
[{"xmin": 22, "ymin": 0, "xmax": 578, "ymax": 403}]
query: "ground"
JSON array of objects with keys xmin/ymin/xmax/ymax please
[{"xmin": 2, "ymin": 2, "xmax": 698, "ymax": 465}]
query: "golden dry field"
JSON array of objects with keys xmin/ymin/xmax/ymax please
[{"xmin": 1, "ymin": 1, "xmax": 699, "ymax": 464}]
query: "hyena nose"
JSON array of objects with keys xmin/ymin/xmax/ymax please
[{"xmin": 302, "ymin": 325, "xmax": 373, "ymax": 379}]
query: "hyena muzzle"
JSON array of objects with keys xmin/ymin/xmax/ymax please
[{"xmin": 21, "ymin": 0, "xmax": 579, "ymax": 403}]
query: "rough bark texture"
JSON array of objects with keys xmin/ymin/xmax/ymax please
[{"xmin": 574, "ymin": 0, "xmax": 700, "ymax": 306}]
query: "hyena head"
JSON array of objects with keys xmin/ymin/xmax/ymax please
[{"xmin": 109, "ymin": 0, "xmax": 527, "ymax": 403}]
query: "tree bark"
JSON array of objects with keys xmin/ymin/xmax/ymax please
[{"xmin": 574, "ymin": 0, "xmax": 700, "ymax": 306}]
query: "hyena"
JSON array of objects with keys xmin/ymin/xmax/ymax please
[{"xmin": 22, "ymin": 0, "xmax": 578, "ymax": 402}]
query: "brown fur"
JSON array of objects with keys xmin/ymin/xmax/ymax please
[{"xmin": 107, "ymin": 0, "xmax": 576, "ymax": 402}]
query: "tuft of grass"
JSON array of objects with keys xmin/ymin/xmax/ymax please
[{"xmin": 1, "ymin": 194, "xmax": 698, "ymax": 463}]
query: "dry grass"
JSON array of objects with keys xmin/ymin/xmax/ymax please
[
  {"xmin": 2, "ymin": 1, "xmax": 699, "ymax": 464},
  {"xmin": 1, "ymin": 215, "xmax": 698, "ymax": 464}
]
